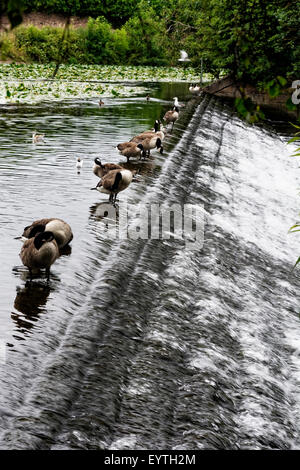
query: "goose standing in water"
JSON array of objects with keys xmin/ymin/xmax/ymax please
[
  {"xmin": 120, "ymin": 142, "xmax": 144, "ymax": 163},
  {"xmin": 76, "ymin": 157, "xmax": 83, "ymax": 172},
  {"xmin": 130, "ymin": 128, "xmax": 165, "ymax": 145},
  {"xmin": 20, "ymin": 231, "xmax": 59, "ymax": 281},
  {"xmin": 145, "ymin": 119, "xmax": 161, "ymax": 134},
  {"xmin": 163, "ymin": 107, "xmax": 179, "ymax": 132},
  {"xmin": 22, "ymin": 218, "xmax": 73, "ymax": 249},
  {"xmin": 99, "ymin": 99, "xmax": 104, "ymax": 106},
  {"xmin": 91, "ymin": 168, "xmax": 134, "ymax": 204},
  {"xmin": 132, "ymin": 119, "xmax": 161, "ymax": 137},
  {"xmin": 130, "ymin": 120, "xmax": 165, "ymax": 146},
  {"xmin": 93, "ymin": 158, "xmax": 123, "ymax": 178},
  {"xmin": 32, "ymin": 132, "xmax": 45, "ymax": 143},
  {"xmin": 139, "ymin": 136, "xmax": 163, "ymax": 158}
]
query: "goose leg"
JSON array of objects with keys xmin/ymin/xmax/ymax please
[{"xmin": 46, "ymin": 268, "xmax": 50, "ymax": 282}]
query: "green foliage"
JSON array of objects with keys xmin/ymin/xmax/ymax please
[
  {"xmin": 125, "ymin": 1, "xmax": 167, "ymax": 65},
  {"xmin": 15, "ymin": 25, "xmax": 61, "ymax": 62},
  {"xmin": 234, "ymin": 96, "xmax": 265, "ymax": 123},
  {"xmin": 288, "ymin": 123, "xmax": 300, "ymax": 269},
  {"xmin": 1, "ymin": 0, "xmax": 299, "ymax": 99},
  {"xmin": 8, "ymin": 20, "xmax": 129, "ymax": 64},
  {"xmin": 288, "ymin": 123, "xmax": 300, "ymax": 158},
  {"xmin": 154, "ymin": 0, "xmax": 299, "ymax": 85},
  {"xmin": 83, "ymin": 17, "xmax": 114, "ymax": 64},
  {"xmin": 265, "ymin": 76, "xmax": 287, "ymax": 98}
]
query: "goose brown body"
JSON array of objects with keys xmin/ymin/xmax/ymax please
[
  {"xmin": 164, "ymin": 108, "xmax": 179, "ymax": 124},
  {"xmin": 94, "ymin": 169, "xmax": 133, "ymax": 203},
  {"xmin": 22, "ymin": 218, "xmax": 73, "ymax": 248},
  {"xmin": 138, "ymin": 136, "xmax": 163, "ymax": 157},
  {"xmin": 130, "ymin": 130, "xmax": 165, "ymax": 144},
  {"xmin": 118, "ymin": 142, "xmax": 144, "ymax": 162},
  {"xmin": 163, "ymin": 107, "xmax": 179, "ymax": 131}
]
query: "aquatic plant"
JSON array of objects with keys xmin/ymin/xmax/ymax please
[{"xmin": 0, "ymin": 63, "xmax": 205, "ymax": 104}]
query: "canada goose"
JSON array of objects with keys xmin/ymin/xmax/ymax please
[
  {"xmin": 189, "ymin": 84, "xmax": 200, "ymax": 95},
  {"xmin": 163, "ymin": 107, "xmax": 179, "ymax": 132},
  {"xmin": 146, "ymin": 119, "xmax": 161, "ymax": 133},
  {"xmin": 20, "ymin": 231, "xmax": 59, "ymax": 281},
  {"xmin": 133, "ymin": 120, "xmax": 160, "ymax": 137},
  {"xmin": 99, "ymin": 99, "xmax": 104, "ymax": 106},
  {"xmin": 22, "ymin": 218, "xmax": 73, "ymax": 249},
  {"xmin": 130, "ymin": 129, "xmax": 165, "ymax": 144},
  {"xmin": 146, "ymin": 95, "xmax": 150, "ymax": 101},
  {"xmin": 119, "ymin": 143, "xmax": 144, "ymax": 162},
  {"xmin": 139, "ymin": 136, "xmax": 163, "ymax": 158},
  {"xmin": 32, "ymin": 132, "xmax": 44, "ymax": 143},
  {"xmin": 76, "ymin": 157, "xmax": 83, "ymax": 171},
  {"xmin": 93, "ymin": 158, "xmax": 123, "ymax": 178},
  {"xmin": 91, "ymin": 169, "xmax": 133, "ymax": 204}
]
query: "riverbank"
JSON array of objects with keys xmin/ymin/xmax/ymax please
[{"xmin": 203, "ymin": 76, "xmax": 298, "ymax": 120}]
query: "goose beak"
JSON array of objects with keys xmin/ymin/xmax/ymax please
[{"xmin": 90, "ymin": 187, "xmax": 97, "ymax": 190}]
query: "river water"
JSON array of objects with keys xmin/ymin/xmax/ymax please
[{"xmin": 0, "ymin": 83, "xmax": 299, "ymax": 450}]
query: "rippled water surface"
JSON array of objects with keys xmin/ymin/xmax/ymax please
[{"xmin": 0, "ymin": 82, "xmax": 300, "ymax": 450}]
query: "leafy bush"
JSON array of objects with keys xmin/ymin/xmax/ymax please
[
  {"xmin": 125, "ymin": 1, "xmax": 167, "ymax": 65},
  {"xmin": 83, "ymin": 17, "xmax": 114, "ymax": 64},
  {"xmin": 8, "ymin": 18, "xmax": 131, "ymax": 65},
  {"xmin": 15, "ymin": 25, "xmax": 63, "ymax": 62},
  {"xmin": 12, "ymin": 24, "xmax": 86, "ymax": 63},
  {"xmin": 0, "ymin": 32, "xmax": 26, "ymax": 61}
]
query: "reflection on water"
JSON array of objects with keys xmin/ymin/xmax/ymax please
[
  {"xmin": 12, "ymin": 284, "xmax": 51, "ymax": 333},
  {"xmin": 1, "ymin": 82, "xmax": 300, "ymax": 450}
]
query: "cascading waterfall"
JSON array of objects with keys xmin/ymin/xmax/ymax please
[{"xmin": 0, "ymin": 93, "xmax": 299, "ymax": 449}]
